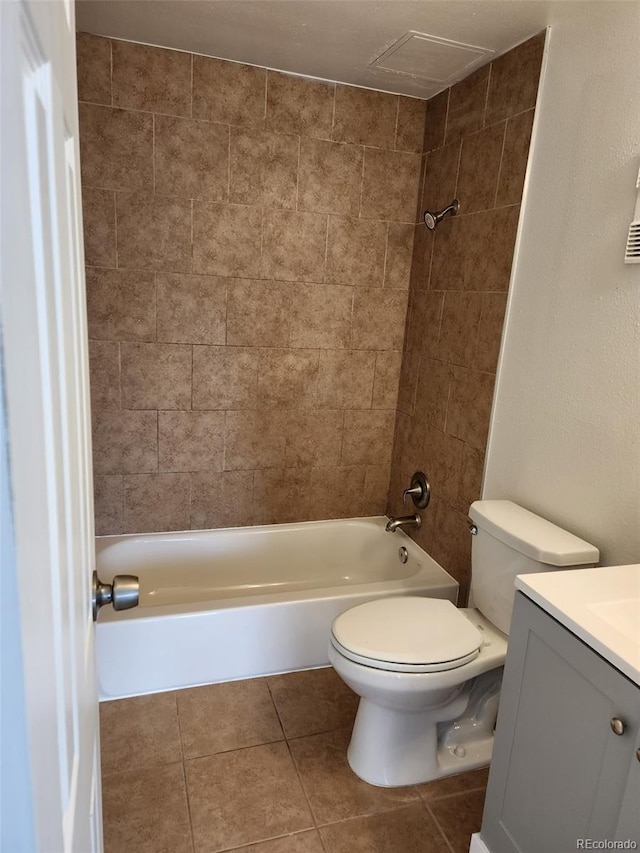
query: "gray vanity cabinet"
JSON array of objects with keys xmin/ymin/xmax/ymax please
[{"xmin": 481, "ymin": 592, "xmax": 640, "ymax": 853}]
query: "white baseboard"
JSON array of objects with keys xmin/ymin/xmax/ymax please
[{"xmin": 469, "ymin": 833, "xmax": 491, "ymax": 853}]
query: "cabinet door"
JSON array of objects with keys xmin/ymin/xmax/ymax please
[
  {"xmin": 615, "ymin": 741, "xmax": 640, "ymax": 842},
  {"xmin": 481, "ymin": 593, "xmax": 640, "ymax": 853}
]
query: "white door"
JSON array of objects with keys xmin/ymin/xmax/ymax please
[{"xmin": 1, "ymin": 0, "xmax": 102, "ymax": 850}]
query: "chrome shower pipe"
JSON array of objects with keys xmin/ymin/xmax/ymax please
[{"xmin": 423, "ymin": 199, "xmax": 460, "ymax": 230}]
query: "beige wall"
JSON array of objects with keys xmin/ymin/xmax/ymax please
[
  {"xmin": 78, "ymin": 35, "xmax": 424, "ymax": 534},
  {"xmin": 485, "ymin": 5, "xmax": 640, "ymax": 566},
  {"xmin": 387, "ymin": 34, "xmax": 545, "ymax": 599}
]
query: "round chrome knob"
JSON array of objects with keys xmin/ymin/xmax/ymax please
[
  {"xmin": 610, "ymin": 717, "xmax": 626, "ymax": 736},
  {"xmin": 112, "ymin": 574, "xmax": 140, "ymax": 611},
  {"xmin": 92, "ymin": 570, "xmax": 139, "ymax": 621}
]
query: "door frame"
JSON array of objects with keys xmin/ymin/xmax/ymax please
[{"xmin": 0, "ymin": 0, "xmax": 101, "ymax": 848}]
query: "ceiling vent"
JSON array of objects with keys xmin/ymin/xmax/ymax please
[{"xmin": 369, "ymin": 31, "xmax": 495, "ymax": 91}]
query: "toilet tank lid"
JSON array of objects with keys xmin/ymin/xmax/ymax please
[{"xmin": 469, "ymin": 501, "xmax": 599, "ymax": 566}]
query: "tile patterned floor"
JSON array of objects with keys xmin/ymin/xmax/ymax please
[{"xmin": 100, "ymin": 668, "xmax": 487, "ymax": 853}]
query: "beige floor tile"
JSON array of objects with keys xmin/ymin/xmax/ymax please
[
  {"xmin": 320, "ymin": 804, "xmax": 450, "ymax": 853},
  {"xmin": 99, "ymin": 692, "xmax": 182, "ymax": 776},
  {"xmin": 268, "ymin": 667, "xmax": 359, "ymax": 739},
  {"xmin": 228, "ymin": 830, "xmax": 325, "ymax": 852},
  {"xmin": 177, "ymin": 678, "xmax": 284, "ymax": 759},
  {"xmin": 427, "ymin": 788, "xmax": 486, "ymax": 853},
  {"xmin": 102, "ymin": 763, "xmax": 193, "ymax": 853},
  {"xmin": 416, "ymin": 767, "xmax": 489, "ymax": 802},
  {"xmin": 288, "ymin": 729, "xmax": 418, "ymax": 825},
  {"xmin": 185, "ymin": 741, "xmax": 314, "ymax": 852}
]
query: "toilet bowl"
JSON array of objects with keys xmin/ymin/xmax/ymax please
[
  {"xmin": 329, "ymin": 500, "xmax": 600, "ymax": 787},
  {"xmin": 329, "ymin": 598, "xmax": 507, "ymax": 786}
]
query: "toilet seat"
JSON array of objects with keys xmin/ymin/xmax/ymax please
[{"xmin": 331, "ymin": 597, "xmax": 484, "ymax": 673}]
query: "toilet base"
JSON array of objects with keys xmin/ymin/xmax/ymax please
[
  {"xmin": 348, "ymin": 741, "xmax": 494, "ymax": 788},
  {"xmin": 346, "ymin": 700, "xmax": 494, "ymax": 787},
  {"xmin": 346, "ymin": 669, "xmax": 502, "ymax": 787}
]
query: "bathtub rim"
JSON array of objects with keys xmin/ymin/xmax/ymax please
[{"xmin": 96, "ymin": 515, "xmax": 454, "ymax": 622}]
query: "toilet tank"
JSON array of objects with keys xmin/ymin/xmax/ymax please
[{"xmin": 468, "ymin": 501, "xmax": 599, "ymax": 635}]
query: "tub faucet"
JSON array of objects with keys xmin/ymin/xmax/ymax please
[{"xmin": 385, "ymin": 514, "xmax": 421, "ymax": 533}]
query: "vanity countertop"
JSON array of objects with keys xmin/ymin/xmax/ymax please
[{"xmin": 515, "ymin": 564, "xmax": 640, "ymax": 687}]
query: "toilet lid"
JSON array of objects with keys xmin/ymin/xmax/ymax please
[{"xmin": 331, "ymin": 597, "xmax": 483, "ymax": 671}]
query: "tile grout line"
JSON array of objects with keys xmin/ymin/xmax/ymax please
[
  {"xmin": 422, "ymin": 784, "xmax": 489, "ymax": 805},
  {"xmin": 109, "ymin": 38, "xmax": 113, "ymax": 107},
  {"xmin": 265, "ymin": 680, "xmax": 322, "ymax": 833},
  {"xmin": 295, "ymin": 134, "xmax": 301, "ymax": 212},
  {"xmin": 453, "ymin": 131, "xmax": 463, "ymax": 200},
  {"xmin": 313, "ymin": 799, "xmax": 428, "ymax": 831},
  {"xmin": 259, "ymin": 206, "xmax": 265, "ymax": 282},
  {"xmin": 469, "ymin": 290, "xmax": 487, "ymax": 369},
  {"xmin": 322, "ymin": 214, "xmax": 330, "ymax": 286},
  {"xmin": 493, "ymin": 120, "xmax": 508, "ymax": 209},
  {"xmin": 152, "ymin": 112, "xmax": 156, "ymax": 193},
  {"xmin": 357, "ymin": 145, "xmax": 366, "ymax": 220},
  {"xmin": 190, "ymin": 52, "xmax": 194, "ymax": 120},
  {"xmin": 99, "ymin": 756, "xmax": 187, "ymax": 782},
  {"xmin": 112, "ymin": 189, "xmax": 120, "ymax": 271},
  {"xmin": 174, "ymin": 690, "xmax": 185, "ymax": 762},
  {"xmin": 79, "ymin": 97, "xmax": 298, "ymax": 126},
  {"xmin": 425, "ymin": 212, "xmax": 437, "ymax": 291},
  {"xmin": 442, "ymin": 86, "xmax": 451, "ymax": 148},
  {"xmin": 226, "ymin": 124, "xmax": 231, "ymax": 204},
  {"xmin": 118, "ymin": 340, "xmax": 124, "ymax": 528},
  {"xmin": 381, "ymin": 220, "xmax": 390, "ymax": 289},
  {"xmin": 482, "ymin": 61, "xmax": 493, "ymax": 128},
  {"xmin": 311, "ymin": 795, "xmax": 415, "ymax": 828},
  {"xmin": 264, "ymin": 678, "xmax": 287, "ymax": 739},
  {"xmin": 283, "ymin": 736, "xmax": 323, "ymax": 833},
  {"xmin": 134, "ymin": 732, "xmax": 294, "ymax": 762},
  {"xmin": 153, "ymin": 272, "xmax": 158, "ymax": 343},
  {"xmin": 393, "ymin": 96, "xmax": 400, "ymax": 150},
  {"xmin": 424, "ymin": 801, "xmax": 457, "ymax": 853},
  {"xmin": 190, "ymin": 198, "xmax": 194, "ymax": 274},
  {"xmin": 178, "ymin": 757, "xmax": 198, "ymax": 853},
  {"xmin": 330, "ymin": 83, "xmax": 337, "ymax": 141},
  {"xmin": 263, "ymin": 68, "xmax": 268, "ymax": 125},
  {"xmin": 442, "ymin": 362, "xmax": 454, "ymax": 436}
]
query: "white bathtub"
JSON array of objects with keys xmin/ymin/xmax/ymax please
[{"xmin": 96, "ymin": 516, "xmax": 458, "ymax": 699}]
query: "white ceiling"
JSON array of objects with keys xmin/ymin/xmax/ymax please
[{"xmin": 76, "ymin": 0, "xmax": 598, "ymax": 98}]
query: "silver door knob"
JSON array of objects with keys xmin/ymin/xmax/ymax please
[
  {"xmin": 92, "ymin": 570, "xmax": 139, "ymax": 622},
  {"xmin": 610, "ymin": 717, "xmax": 626, "ymax": 736}
]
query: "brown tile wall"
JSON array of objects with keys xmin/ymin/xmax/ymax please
[
  {"xmin": 78, "ymin": 34, "xmax": 425, "ymax": 534},
  {"xmin": 387, "ymin": 34, "xmax": 545, "ymax": 600}
]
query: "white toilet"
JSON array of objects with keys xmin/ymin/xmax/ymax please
[{"xmin": 329, "ymin": 500, "xmax": 599, "ymax": 787}]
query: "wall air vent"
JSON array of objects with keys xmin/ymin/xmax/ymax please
[
  {"xmin": 369, "ymin": 31, "xmax": 495, "ymax": 89},
  {"xmin": 624, "ymin": 163, "xmax": 640, "ymax": 264}
]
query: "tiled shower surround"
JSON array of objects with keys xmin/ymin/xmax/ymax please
[
  {"xmin": 79, "ymin": 33, "xmax": 544, "ymax": 596},
  {"xmin": 388, "ymin": 34, "xmax": 545, "ymax": 599},
  {"xmin": 79, "ymin": 34, "xmax": 424, "ymax": 535}
]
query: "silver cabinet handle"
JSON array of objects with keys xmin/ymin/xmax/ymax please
[{"xmin": 610, "ymin": 717, "xmax": 626, "ymax": 736}]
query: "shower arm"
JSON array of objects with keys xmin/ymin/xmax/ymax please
[{"xmin": 423, "ymin": 199, "xmax": 460, "ymax": 231}]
